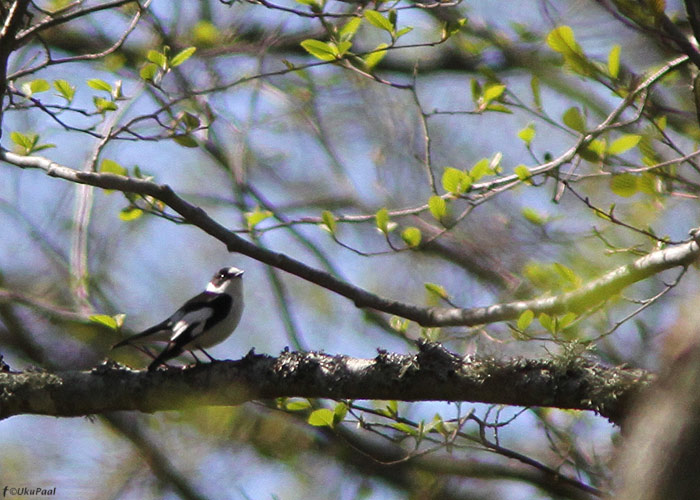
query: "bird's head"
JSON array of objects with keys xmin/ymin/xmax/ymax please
[{"xmin": 206, "ymin": 266, "xmax": 244, "ymax": 294}]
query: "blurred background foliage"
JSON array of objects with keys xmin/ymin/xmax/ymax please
[{"xmin": 1, "ymin": 0, "xmax": 700, "ymax": 498}]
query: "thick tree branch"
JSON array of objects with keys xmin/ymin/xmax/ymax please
[
  {"xmin": 0, "ymin": 342, "xmax": 650, "ymax": 424},
  {"xmin": 2, "ymin": 149, "xmax": 699, "ymax": 328}
]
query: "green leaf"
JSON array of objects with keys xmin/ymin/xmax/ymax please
[
  {"xmin": 93, "ymin": 96, "xmax": 117, "ymax": 112},
  {"xmin": 10, "ymin": 131, "xmax": 34, "ymax": 150},
  {"xmin": 546, "ymin": 25, "xmax": 579, "ymax": 54},
  {"xmin": 140, "ymin": 63, "xmax": 159, "ymax": 81},
  {"xmin": 170, "ymin": 47, "xmax": 197, "ymax": 67},
  {"xmin": 517, "ymin": 310, "xmax": 534, "ymax": 330},
  {"xmin": 395, "ymin": 26, "xmax": 413, "ymax": 39},
  {"xmin": 172, "ymin": 134, "xmax": 199, "ymax": 148},
  {"xmin": 308, "ymin": 408, "xmax": 336, "ymax": 428},
  {"xmin": 559, "ymin": 312, "xmax": 577, "ymax": 330},
  {"xmin": 517, "ymin": 123, "xmax": 535, "ymax": 146},
  {"xmin": 441, "ymin": 167, "xmax": 471, "ymax": 194},
  {"xmin": 90, "ymin": 314, "xmax": 119, "ymax": 330},
  {"xmin": 401, "ymin": 227, "xmax": 421, "ymax": 247},
  {"xmin": 333, "ymin": 402, "xmax": 347, "ymax": 423},
  {"xmin": 469, "ymin": 158, "xmax": 490, "ymax": 181},
  {"xmin": 100, "ymin": 159, "xmax": 127, "ymax": 176},
  {"xmin": 483, "ymin": 83, "xmax": 506, "ymax": 103},
  {"xmin": 300, "ymin": 39, "xmax": 337, "ymax": 61},
  {"xmin": 607, "ymin": 134, "xmax": 641, "ymax": 155},
  {"xmin": 180, "ymin": 112, "xmax": 201, "ymax": 130},
  {"xmin": 364, "ymin": 43, "xmax": 388, "ymax": 70},
  {"xmin": 608, "ymin": 45, "xmax": 621, "ymax": 78},
  {"xmin": 147, "ymin": 50, "xmax": 168, "ymax": 69},
  {"xmin": 22, "ymin": 79, "xmax": 50, "ymax": 96},
  {"xmin": 192, "ymin": 20, "xmax": 220, "ymax": 46},
  {"xmin": 87, "ymin": 78, "xmax": 113, "ymax": 93},
  {"xmin": 375, "ymin": 207, "xmax": 391, "ymax": 234},
  {"xmin": 610, "ymin": 173, "xmax": 638, "ymax": 197},
  {"xmin": 553, "ymin": 262, "xmax": 580, "ymax": 287},
  {"xmin": 286, "ymin": 400, "xmax": 312, "ymax": 411},
  {"xmin": 53, "ymin": 79, "xmax": 75, "ymax": 102},
  {"xmin": 391, "ymin": 422, "xmax": 417, "ymax": 435},
  {"xmin": 389, "ymin": 315, "xmax": 409, "ymax": 333},
  {"xmin": 538, "ymin": 313, "xmax": 554, "ymax": 333},
  {"xmin": 364, "ymin": 10, "xmax": 394, "ymax": 33},
  {"xmin": 321, "ymin": 210, "xmax": 336, "ymax": 234},
  {"xmin": 245, "ymin": 209, "xmax": 273, "ymax": 229},
  {"xmin": 442, "ymin": 18, "xmax": 466, "ymax": 39},
  {"xmin": 522, "ymin": 207, "xmax": 545, "ymax": 225},
  {"xmin": 119, "ymin": 207, "xmax": 143, "ymax": 221},
  {"xmin": 428, "ymin": 195, "xmax": 447, "ymax": 221},
  {"xmin": 562, "ymin": 107, "xmax": 585, "ymax": 133},
  {"xmin": 425, "ymin": 282, "xmax": 448, "ymax": 300},
  {"xmin": 514, "ymin": 165, "xmax": 531, "ymax": 182},
  {"xmin": 339, "ymin": 17, "xmax": 362, "ymax": 42}
]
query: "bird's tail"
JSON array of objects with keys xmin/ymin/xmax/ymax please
[{"xmin": 148, "ymin": 343, "xmax": 183, "ymax": 371}]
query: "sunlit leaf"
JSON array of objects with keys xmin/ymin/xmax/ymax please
[
  {"xmin": 100, "ymin": 159, "xmax": 127, "ymax": 176},
  {"xmin": 321, "ymin": 210, "xmax": 336, "ymax": 234},
  {"xmin": 610, "ymin": 173, "xmax": 638, "ymax": 197},
  {"xmin": 562, "ymin": 107, "xmax": 585, "ymax": 133},
  {"xmin": 53, "ymin": 79, "xmax": 76, "ymax": 102},
  {"xmin": 87, "ymin": 78, "xmax": 113, "ymax": 93},
  {"xmin": 518, "ymin": 123, "xmax": 535, "ymax": 146},
  {"xmin": 517, "ymin": 310, "xmax": 534, "ymax": 330},
  {"xmin": 300, "ymin": 39, "xmax": 337, "ymax": 61},
  {"xmin": 401, "ymin": 227, "xmax": 421, "ymax": 247},
  {"xmin": 171, "ymin": 47, "xmax": 197, "ymax": 67},
  {"xmin": 425, "ymin": 282, "xmax": 448, "ymax": 300},
  {"xmin": 428, "ymin": 195, "xmax": 447, "ymax": 221},
  {"xmin": 364, "ymin": 43, "xmax": 388, "ymax": 70},
  {"xmin": 364, "ymin": 10, "xmax": 394, "ymax": 33},
  {"xmin": 308, "ymin": 408, "xmax": 335, "ymax": 427},
  {"xmin": 607, "ymin": 134, "xmax": 641, "ymax": 155},
  {"xmin": 608, "ymin": 45, "xmax": 621, "ymax": 78},
  {"xmin": 89, "ymin": 315, "xmax": 119, "ymax": 330},
  {"xmin": 442, "ymin": 167, "xmax": 471, "ymax": 194},
  {"xmin": 119, "ymin": 207, "xmax": 143, "ymax": 221},
  {"xmin": 147, "ymin": 50, "xmax": 168, "ymax": 69}
]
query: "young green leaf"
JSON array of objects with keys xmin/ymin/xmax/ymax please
[
  {"xmin": 428, "ymin": 195, "xmax": 447, "ymax": 221},
  {"xmin": 483, "ymin": 83, "xmax": 506, "ymax": 103},
  {"xmin": 469, "ymin": 158, "xmax": 490, "ymax": 181},
  {"xmin": 375, "ymin": 207, "xmax": 390, "ymax": 233},
  {"xmin": 607, "ymin": 134, "xmax": 641, "ymax": 155},
  {"xmin": 89, "ymin": 314, "xmax": 119, "ymax": 330},
  {"xmin": 245, "ymin": 209, "xmax": 273, "ymax": 229},
  {"xmin": 522, "ymin": 207, "xmax": 545, "ymax": 225},
  {"xmin": 558, "ymin": 312, "xmax": 577, "ymax": 330},
  {"xmin": 100, "ymin": 159, "xmax": 127, "ymax": 176},
  {"xmin": 54, "ymin": 79, "xmax": 76, "ymax": 102},
  {"xmin": 562, "ymin": 107, "xmax": 585, "ymax": 133},
  {"xmin": 170, "ymin": 47, "xmax": 197, "ymax": 67},
  {"xmin": 389, "ymin": 315, "xmax": 409, "ymax": 333},
  {"xmin": 546, "ymin": 25, "xmax": 579, "ymax": 54},
  {"xmin": 147, "ymin": 50, "xmax": 168, "ymax": 69},
  {"xmin": 538, "ymin": 313, "xmax": 554, "ymax": 333},
  {"xmin": 424, "ymin": 282, "xmax": 448, "ymax": 300},
  {"xmin": 300, "ymin": 39, "xmax": 337, "ymax": 61},
  {"xmin": 93, "ymin": 96, "xmax": 118, "ymax": 112},
  {"xmin": 401, "ymin": 227, "xmax": 421, "ymax": 247},
  {"xmin": 321, "ymin": 210, "xmax": 336, "ymax": 234},
  {"xmin": 517, "ymin": 310, "xmax": 534, "ymax": 330},
  {"xmin": 364, "ymin": 10, "xmax": 394, "ymax": 33},
  {"xmin": 364, "ymin": 43, "xmax": 388, "ymax": 70},
  {"xmin": 608, "ymin": 45, "xmax": 621, "ymax": 78},
  {"xmin": 286, "ymin": 400, "xmax": 312, "ymax": 411},
  {"xmin": 10, "ymin": 131, "xmax": 34, "ymax": 150},
  {"xmin": 22, "ymin": 79, "xmax": 50, "ymax": 96},
  {"xmin": 514, "ymin": 165, "xmax": 531, "ymax": 182},
  {"xmin": 140, "ymin": 63, "xmax": 159, "ymax": 82},
  {"xmin": 517, "ymin": 123, "xmax": 535, "ymax": 146},
  {"xmin": 308, "ymin": 408, "xmax": 336, "ymax": 428},
  {"xmin": 531, "ymin": 76, "xmax": 542, "ymax": 110},
  {"xmin": 87, "ymin": 78, "xmax": 113, "ymax": 93},
  {"xmin": 610, "ymin": 173, "xmax": 638, "ymax": 197},
  {"xmin": 441, "ymin": 167, "xmax": 471, "ymax": 194},
  {"xmin": 339, "ymin": 17, "xmax": 362, "ymax": 42},
  {"xmin": 119, "ymin": 207, "xmax": 144, "ymax": 221}
]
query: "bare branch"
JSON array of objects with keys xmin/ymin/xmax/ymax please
[{"xmin": 3, "ymin": 149, "xmax": 699, "ymax": 328}]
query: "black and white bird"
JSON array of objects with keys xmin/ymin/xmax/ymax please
[{"xmin": 113, "ymin": 267, "xmax": 244, "ymax": 371}]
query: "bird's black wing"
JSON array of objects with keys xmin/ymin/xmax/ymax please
[
  {"xmin": 148, "ymin": 293, "xmax": 233, "ymax": 370},
  {"xmin": 112, "ymin": 291, "xmax": 224, "ymax": 349}
]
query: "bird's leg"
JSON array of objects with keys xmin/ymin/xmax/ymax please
[{"xmin": 199, "ymin": 347, "xmax": 217, "ymax": 362}]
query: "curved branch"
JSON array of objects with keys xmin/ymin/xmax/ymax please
[
  {"xmin": 0, "ymin": 342, "xmax": 650, "ymax": 423},
  {"xmin": 2, "ymin": 149, "xmax": 699, "ymax": 327}
]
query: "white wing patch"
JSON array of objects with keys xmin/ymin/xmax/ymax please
[{"xmin": 170, "ymin": 308, "xmax": 213, "ymax": 342}]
